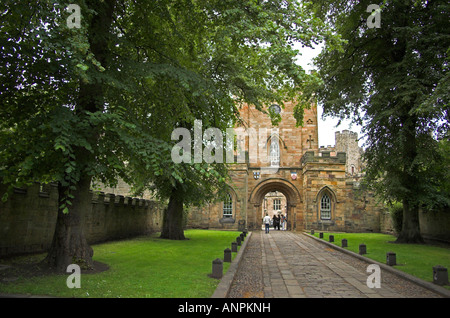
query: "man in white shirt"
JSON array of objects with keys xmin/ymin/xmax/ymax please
[{"xmin": 263, "ymin": 213, "xmax": 271, "ymax": 234}]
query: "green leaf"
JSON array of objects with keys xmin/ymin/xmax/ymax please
[{"xmin": 76, "ymin": 63, "xmax": 89, "ymax": 71}]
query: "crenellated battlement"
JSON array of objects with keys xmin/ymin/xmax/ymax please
[
  {"xmin": 301, "ymin": 150, "xmax": 346, "ymax": 166},
  {"xmin": 335, "ymin": 130, "xmax": 358, "ymax": 139},
  {"xmin": 0, "ymin": 182, "xmax": 163, "ymax": 257},
  {"xmin": 10, "ymin": 183, "xmax": 153, "ymax": 208},
  {"xmin": 92, "ymin": 192, "xmax": 152, "ymax": 208}
]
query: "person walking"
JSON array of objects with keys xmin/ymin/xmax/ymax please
[
  {"xmin": 263, "ymin": 213, "xmax": 271, "ymax": 234},
  {"xmin": 272, "ymin": 214, "xmax": 279, "ymax": 231}
]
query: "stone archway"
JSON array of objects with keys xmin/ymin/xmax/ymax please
[{"xmin": 247, "ymin": 178, "xmax": 302, "ymax": 231}]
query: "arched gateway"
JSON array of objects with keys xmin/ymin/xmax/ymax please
[
  {"xmin": 247, "ymin": 178, "xmax": 302, "ymax": 231},
  {"xmin": 186, "ymin": 101, "xmax": 384, "ymax": 233}
]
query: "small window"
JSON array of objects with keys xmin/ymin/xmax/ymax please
[
  {"xmin": 223, "ymin": 193, "xmax": 233, "ymax": 218},
  {"xmin": 273, "ymin": 199, "xmax": 281, "ymax": 211},
  {"xmin": 320, "ymin": 194, "xmax": 331, "ymax": 220}
]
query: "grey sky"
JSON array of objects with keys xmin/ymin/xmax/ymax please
[{"xmin": 295, "ymin": 44, "xmax": 365, "ymax": 148}]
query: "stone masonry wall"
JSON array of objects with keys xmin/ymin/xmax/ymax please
[
  {"xmin": 380, "ymin": 207, "xmax": 450, "ymax": 242},
  {"xmin": 0, "ymin": 183, "xmax": 163, "ymax": 257},
  {"xmin": 187, "ymin": 164, "xmax": 248, "ymax": 231},
  {"xmin": 301, "ymin": 150, "xmax": 384, "ymax": 233}
]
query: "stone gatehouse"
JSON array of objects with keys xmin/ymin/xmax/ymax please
[{"xmin": 187, "ymin": 101, "xmax": 384, "ymax": 232}]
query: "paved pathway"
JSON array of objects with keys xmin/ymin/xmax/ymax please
[{"xmin": 229, "ymin": 230, "xmax": 443, "ymax": 298}]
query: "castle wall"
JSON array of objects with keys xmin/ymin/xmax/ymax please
[
  {"xmin": 419, "ymin": 208, "xmax": 450, "ymax": 242},
  {"xmin": 0, "ymin": 183, "xmax": 163, "ymax": 257}
]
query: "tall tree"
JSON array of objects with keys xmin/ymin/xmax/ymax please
[
  {"xmin": 0, "ymin": 0, "xmax": 333, "ymax": 272},
  {"xmin": 297, "ymin": 0, "xmax": 450, "ymax": 243},
  {"xmin": 1, "ymin": 0, "xmax": 118, "ymax": 270},
  {"xmin": 0, "ymin": 0, "xmax": 173, "ymax": 270},
  {"xmin": 108, "ymin": 0, "xmax": 337, "ymax": 240}
]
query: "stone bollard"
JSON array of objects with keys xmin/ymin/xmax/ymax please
[
  {"xmin": 240, "ymin": 233, "xmax": 245, "ymax": 242},
  {"xmin": 329, "ymin": 235, "xmax": 334, "ymax": 243},
  {"xmin": 236, "ymin": 236, "xmax": 241, "ymax": 246},
  {"xmin": 319, "ymin": 232, "xmax": 324, "ymax": 239},
  {"xmin": 386, "ymin": 252, "xmax": 396, "ymax": 266},
  {"xmin": 341, "ymin": 239, "xmax": 348, "ymax": 248},
  {"xmin": 311, "ymin": 229, "xmax": 315, "ymax": 235},
  {"xmin": 359, "ymin": 244, "xmax": 367, "ymax": 255},
  {"xmin": 224, "ymin": 248, "xmax": 232, "ymax": 263},
  {"xmin": 433, "ymin": 265, "xmax": 449, "ymax": 286},
  {"xmin": 211, "ymin": 258, "xmax": 223, "ymax": 278},
  {"xmin": 231, "ymin": 242, "xmax": 238, "ymax": 253}
]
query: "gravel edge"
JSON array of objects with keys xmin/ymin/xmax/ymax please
[{"xmin": 211, "ymin": 232, "xmax": 253, "ymax": 298}]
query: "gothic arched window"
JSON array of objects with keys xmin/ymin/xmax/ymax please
[
  {"xmin": 223, "ymin": 193, "xmax": 233, "ymax": 218},
  {"xmin": 269, "ymin": 136, "xmax": 280, "ymax": 166},
  {"xmin": 320, "ymin": 193, "xmax": 331, "ymax": 220}
]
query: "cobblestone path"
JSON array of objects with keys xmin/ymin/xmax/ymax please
[{"xmin": 228, "ymin": 231, "xmax": 442, "ymax": 298}]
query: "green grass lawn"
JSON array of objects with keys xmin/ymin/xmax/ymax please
[
  {"xmin": 0, "ymin": 229, "xmax": 242, "ymax": 298},
  {"xmin": 310, "ymin": 231, "xmax": 450, "ymax": 288}
]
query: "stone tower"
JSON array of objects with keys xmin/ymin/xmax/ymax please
[{"xmin": 335, "ymin": 130, "xmax": 363, "ymax": 176}]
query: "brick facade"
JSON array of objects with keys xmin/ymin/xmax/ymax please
[{"xmin": 187, "ymin": 101, "xmax": 384, "ymax": 232}]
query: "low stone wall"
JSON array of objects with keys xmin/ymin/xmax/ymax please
[
  {"xmin": 419, "ymin": 208, "xmax": 450, "ymax": 243},
  {"xmin": 379, "ymin": 206, "xmax": 450, "ymax": 243},
  {"xmin": 0, "ymin": 183, "xmax": 163, "ymax": 257}
]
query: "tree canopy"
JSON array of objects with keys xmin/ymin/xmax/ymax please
[
  {"xmin": 1, "ymin": 0, "xmax": 333, "ymax": 267},
  {"xmin": 299, "ymin": 0, "xmax": 449, "ymax": 242}
]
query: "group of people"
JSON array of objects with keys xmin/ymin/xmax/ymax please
[{"xmin": 263, "ymin": 213, "xmax": 287, "ymax": 233}]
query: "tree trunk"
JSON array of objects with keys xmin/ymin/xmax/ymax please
[
  {"xmin": 395, "ymin": 114, "xmax": 424, "ymax": 244},
  {"xmin": 160, "ymin": 187, "xmax": 186, "ymax": 240},
  {"xmin": 43, "ymin": 176, "xmax": 94, "ymax": 272},
  {"xmin": 43, "ymin": 0, "xmax": 116, "ymax": 271},
  {"xmin": 396, "ymin": 199, "xmax": 424, "ymax": 243}
]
